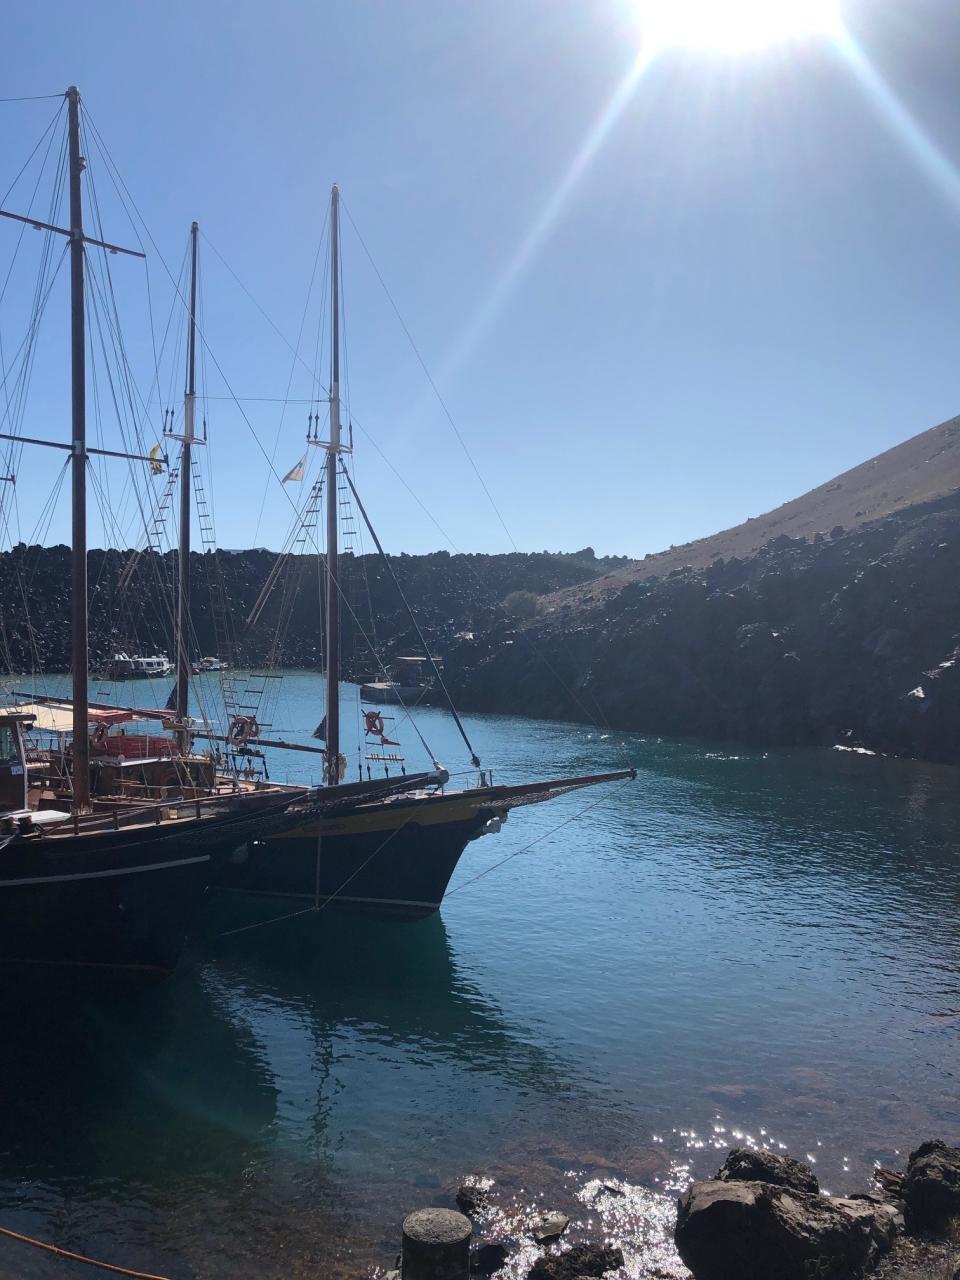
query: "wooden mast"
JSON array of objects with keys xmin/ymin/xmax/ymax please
[
  {"xmin": 67, "ymin": 86, "xmax": 90, "ymax": 811},
  {"xmin": 175, "ymin": 221, "xmax": 199, "ymax": 753},
  {"xmin": 324, "ymin": 185, "xmax": 341, "ymax": 783},
  {"xmin": 1, "ymin": 89, "xmax": 148, "ymax": 810}
]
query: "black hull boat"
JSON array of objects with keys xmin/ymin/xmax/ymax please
[
  {"xmin": 1, "ymin": 131, "xmax": 380, "ymax": 977},
  {"xmin": 211, "ymin": 187, "xmax": 637, "ymax": 921},
  {"xmin": 0, "ymin": 785, "xmax": 309, "ymax": 973},
  {"xmin": 218, "ymin": 771, "xmax": 635, "ymax": 919}
]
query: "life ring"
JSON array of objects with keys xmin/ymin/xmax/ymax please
[
  {"xmin": 364, "ymin": 711, "xmax": 385, "ymax": 737},
  {"xmin": 229, "ymin": 714, "xmax": 260, "ymax": 742}
]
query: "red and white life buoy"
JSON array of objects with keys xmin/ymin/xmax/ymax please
[
  {"xmin": 364, "ymin": 710, "xmax": 385, "ymax": 737},
  {"xmin": 229, "ymin": 714, "xmax": 260, "ymax": 742}
]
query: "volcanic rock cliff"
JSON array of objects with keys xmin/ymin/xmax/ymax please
[
  {"xmin": 443, "ymin": 417, "xmax": 960, "ymax": 763},
  {"xmin": 0, "ymin": 545, "xmax": 618, "ymax": 676}
]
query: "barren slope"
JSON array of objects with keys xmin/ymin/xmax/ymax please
[{"xmin": 560, "ymin": 414, "xmax": 960, "ymax": 604}]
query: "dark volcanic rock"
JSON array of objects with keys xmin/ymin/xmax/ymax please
[
  {"xmin": 873, "ymin": 1167, "xmax": 906, "ymax": 1201},
  {"xmin": 0, "ymin": 544, "xmax": 614, "ymax": 675},
  {"xmin": 444, "ymin": 491, "xmax": 960, "ymax": 765},
  {"xmin": 675, "ymin": 1179, "xmax": 899, "ymax": 1280},
  {"xmin": 902, "ymin": 1140, "xmax": 960, "ymax": 1234},
  {"xmin": 717, "ymin": 1146, "xmax": 820, "ymax": 1194},
  {"xmin": 472, "ymin": 1239, "xmax": 509, "ymax": 1274},
  {"xmin": 526, "ymin": 1243, "xmax": 624, "ymax": 1278},
  {"xmin": 456, "ymin": 1180, "xmax": 489, "ymax": 1216}
]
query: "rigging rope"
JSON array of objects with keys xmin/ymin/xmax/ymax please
[
  {"xmin": 72, "ymin": 133, "xmax": 627, "ymax": 770},
  {"xmin": 340, "ymin": 196, "xmax": 516, "ymax": 548},
  {"xmin": 215, "ymin": 784, "xmax": 443, "ymax": 938},
  {"xmin": 335, "ymin": 202, "xmax": 631, "ymax": 763},
  {"xmin": 446, "ymin": 776, "xmax": 634, "ymax": 897},
  {"xmin": 339, "ymin": 462, "xmax": 481, "ymax": 768}
]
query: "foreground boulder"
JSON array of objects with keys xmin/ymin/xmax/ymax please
[
  {"xmin": 675, "ymin": 1178, "xmax": 900, "ymax": 1280},
  {"xmin": 902, "ymin": 1140, "xmax": 960, "ymax": 1234},
  {"xmin": 526, "ymin": 1243, "xmax": 624, "ymax": 1278},
  {"xmin": 717, "ymin": 1146, "xmax": 820, "ymax": 1195}
]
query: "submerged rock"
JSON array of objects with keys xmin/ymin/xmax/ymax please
[
  {"xmin": 675, "ymin": 1178, "xmax": 899, "ymax": 1280},
  {"xmin": 717, "ymin": 1145, "xmax": 820, "ymax": 1194},
  {"xmin": 902, "ymin": 1139, "xmax": 960, "ymax": 1234},
  {"xmin": 526, "ymin": 1243, "xmax": 624, "ymax": 1278},
  {"xmin": 529, "ymin": 1210, "xmax": 570, "ymax": 1243},
  {"xmin": 457, "ymin": 1180, "xmax": 490, "ymax": 1216},
  {"xmin": 472, "ymin": 1239, "xmax": 509, "ymax": 1274}
]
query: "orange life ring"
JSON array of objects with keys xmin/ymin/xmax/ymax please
[{"xmin": 364, "ymin": 711, "xmax": 385, "ymax": 737}]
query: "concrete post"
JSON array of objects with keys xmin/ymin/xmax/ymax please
[{"xmin": 401, "ymin": 1207, "xmax": 472, "ymax": 1280}]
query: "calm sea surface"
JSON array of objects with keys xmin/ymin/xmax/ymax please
[{"xmin": 2, "ymin": 671, "xmax": 959, "ymax": 1278}]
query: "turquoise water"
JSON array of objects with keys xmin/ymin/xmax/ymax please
[{"xmin": 2, "ymin": 672, "xmax": 959, "ymax": 1278}]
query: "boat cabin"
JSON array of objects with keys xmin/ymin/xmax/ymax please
[
  {"xmin": 386, "ymin": 655, "xmax": 440, "ymax": 685},
  {"xmin": 0, "ymin": 713, "xmax": 31, "ymax": 814},
  {"xmin": 8, "ymin": 701, "xmax": 215, "ymax": 804}
]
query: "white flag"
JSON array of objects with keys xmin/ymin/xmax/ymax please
[{"xmin": 282, "ymin": 456, "xmax": 306, "ymax": 483}]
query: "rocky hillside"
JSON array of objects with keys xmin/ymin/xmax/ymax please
[
  {"xmin": 443, "ymin": 422, "xmax": 960, "ymax": 764},
  {"xmin": 0, "ymin": 545, "xmax": 622, "ymax": 675},
  {"xmin": 562, "ymin": 414, "xmax": 960, "ymax": 605}
]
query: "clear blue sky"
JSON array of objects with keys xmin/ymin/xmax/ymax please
[{"xmin": 1, "ymin": 0, "xmax": 959, "ymax": 556}]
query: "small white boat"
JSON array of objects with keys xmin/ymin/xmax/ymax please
[{"xmin": 106, "ymin": 652, "xmax": 174, "ymax": 680}]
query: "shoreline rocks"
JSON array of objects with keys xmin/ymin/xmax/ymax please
[
  {"xmin": 902, "ymin": 1140, "xmax": 960, "ymax": 1234},
  {"xmin": 675, "ymin": 1177, "xmax": 900, "ymax": 1280},
  {"xmin": 526, "ymin": 1243, "xmax": 624, "ymax": 1279},
  {"xmin": 389, "ymin": 1139, "xmax": 959, "ymax": 1279},
  {"xmin": 443, "ymin": 491, "xmax": 960, "ymax": 766},
  {"xmin": 676, "ymin": 1141, "xmax": 960, "ymax": 1280}
]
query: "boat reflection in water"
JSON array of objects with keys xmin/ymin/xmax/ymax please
[{"xmin": 0, "ymin": 914, "xmax": 579, "ymax": 1279}]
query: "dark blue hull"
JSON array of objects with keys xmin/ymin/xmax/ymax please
[
  {"xmin": 0, "ymin": 792, "xmax": 305, "ymax": 973},
  {"xmin": 218, "ymin": 795, "xmax": 491, "ymax": 919}
]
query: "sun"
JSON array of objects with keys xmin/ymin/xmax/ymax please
[{"xmin": 635, "ymin": 0, "xmax": 844, "ymax": 55}]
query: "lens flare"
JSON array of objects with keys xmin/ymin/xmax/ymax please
[{"xmin": 636, "ymin": 0, "xmax": 843, "ymax": 54}]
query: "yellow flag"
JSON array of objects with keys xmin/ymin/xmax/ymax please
[{"xmin": 149, "ymin": 444, "xmax": 163, "ymax": 476}]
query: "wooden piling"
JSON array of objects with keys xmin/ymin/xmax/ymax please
[{"xmin": 400, "ymin": 1208, "xmax": 472, "ymax": 1280}]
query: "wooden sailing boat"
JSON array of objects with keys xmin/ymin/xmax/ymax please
[
  {"xmin": 217, "ymin": 186, "xmax": 635, "ymax": 917},
  {"xmin": 0, "ymin": 95, "xmax": 439, "ymax": 972}
]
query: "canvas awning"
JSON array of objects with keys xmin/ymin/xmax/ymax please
[{"xmin": 5, "ymin": 702, "xmax": 138, "ymax": 733}]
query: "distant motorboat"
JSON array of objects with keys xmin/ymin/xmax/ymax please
[
  {"xmin": 192, "ymin": 656, "xmax": 228, "ymax": 674},
  {"xmin": 106, "ymin": 652, "xmax": 174, "ymax": 680}
]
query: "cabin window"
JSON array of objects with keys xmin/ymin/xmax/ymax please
[{"xmin": 0, "ymin": 725, "xmax": 19, "ymax": 765}]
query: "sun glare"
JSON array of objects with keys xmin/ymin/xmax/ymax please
[{"xmin": 636, "ymin": 0, "xmax": 843, "ymax": 55}]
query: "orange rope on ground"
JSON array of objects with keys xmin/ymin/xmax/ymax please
[{"xmin": 0, "ymin": 1225, "xmax": 172, "ymax": 1280}]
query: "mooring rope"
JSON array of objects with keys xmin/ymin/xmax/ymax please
[
  {"xmin": 340, "ymin": 463, "xmax": 482, "ymax": 767},
  {"xmin": 0, "ymin": 1225, "xmax": 171, "ymax": 1280},
  {"xmin": 446, "ymin": 776, "xmax": 634, "ymax": 897}
]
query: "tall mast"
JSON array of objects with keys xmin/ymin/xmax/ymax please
[
  {"xmin": 67, "ymin": 86, "xmax": 90, "ymax": 811},
  {"xmin": 175, "ymin": 221, "xmax": 199, "ymax": 753},
  {"xmin": 324, "ymin": 185, "xmax": 341, "ymax": 783}
]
